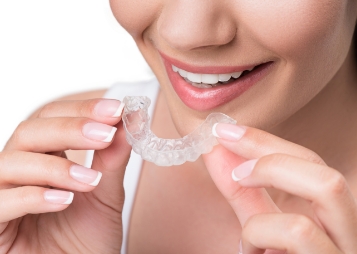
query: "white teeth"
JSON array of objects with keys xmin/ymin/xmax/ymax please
[
  {"xmin": 178, "ymin": 69, "xmax": 187, "ymax": 78},
  {"xmin": 172, "ymin": 64, "xmax": 255, "ymax": 86},
  {"xmin": 232, "ymin": 72, "xmax": 243, "ymax": 79},
  {"xmin": 218, "ymin": 73, "xmax": 231, "ymax": 82},
  {"xmin": 187, "ymin": 72, "xmax": 201, "ymax": 83},
  {"xmin": 202, "ymin": 74, "xmax": 219, "ymax": 84},
  {"xmin": 191, "ymin": 82, "xmax": 213, "ymax": 88}
]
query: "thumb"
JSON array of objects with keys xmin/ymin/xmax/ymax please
[
  {"xmin": 202, "ymin": 144, "xmax": 280, "ymax": 225},
  {"xmin": 90, "ymin": 120, "xmax": 132, "ymax": 211}
]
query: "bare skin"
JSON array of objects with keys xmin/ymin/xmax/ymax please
[
  {"xmin": 45, "ymin": 47, "xmax": 357, "ymax": 253},
  {"xmin": 109, "ymin": 0, "xmax": 357, "ymax": 251},
  {"xmin": 54, "ymin": 89, "xmax": 107, "ymax": 165},
  {"xmin": 1, "ymin": 0, "xmax": 357, "ymax": 253},
  {"xmin": 19, "ymin": 49, "xmax": 357, "ymax": 253},
  {"xmin": 1, "ymin": 62, "xmax": 357, "ymax": 253},
  {"xmin": 128, "ymin": 90, "xmax": 243, "ymax": 253},
  {"xmin": 127, "ymin": 50, "xmax": 357, "ymax": 253},
  {"xmin": 0, "ymin": 89, "xmax": 132, "ymax": 254}
]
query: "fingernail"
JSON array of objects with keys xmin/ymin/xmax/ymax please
[
  {"xmin": 95, "ymin": 99, "xmax": 125, "ymax": 117},
  {"xmin": 232, "ymin": 159, "xmax": 258, "ymax": 181},
  {"xmin": 238, "ymin": 239, "xmax": 243, "ymax": 254},
  {"xmin": 70, "ymin": 165, "xmax": 102, "ymax": 186},
  {"xmin": 44, "ymin": 190, "xmax": 74, "ymax": 205},
  {"xmin": 83, "ymin": 123, "xmax": 117, "ymax": 142},
  {"xmin": 212, "ymin": 123, "xmax": 246, "ymax": 141}
]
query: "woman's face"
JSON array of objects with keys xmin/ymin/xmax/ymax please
[{"xmin": 110, "ymin": 0, "xmax": 357, "ymax": 136}]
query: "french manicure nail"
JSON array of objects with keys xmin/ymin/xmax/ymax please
[
  {"xmin": 212, "ymin": 123, "xmax": 246, "ymax": 141},
  {"xmin": 82, "ymin": 123, "xmax": 117, "ymax": 142},
  {"xmin": 44, "ymin": 190, "xmax": 74, "ymax": 205},
  {"xmin": 70, "ymin": 165, "xmax": 102, "ymax": 186},
  {"xmin": 238, "ymin": 239, "xmax": 243, "ymax": 254},
  {"xmin": 232, "ymin": 159, "xmax": 258, "ymax": 181},
  {"xmin": 95, "ymin": 100, "xmax": 125, "ymax": 117}
]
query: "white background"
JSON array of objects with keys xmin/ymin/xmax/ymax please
[{"xmin": 0, "ymin": 1, "xmax": 152, "ymax": 149}]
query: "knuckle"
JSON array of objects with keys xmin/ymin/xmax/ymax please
[
  {"xmin": 42, "ymin": 161, "xmax": 69, "ymax": 183},
  {"xmin": 63, "ymin": 118, "xmax": 89, "ymax": 141},
  {"xmin": 86, "ymin": 99, "xmax": 101, "ymax": 116},
  {"xmin": 304, "ymin": 150, "xmax": 325, "ymax": 165},
  {"xmin": 0, "ymin": 151, "xmax": 10, "ymax": 166},
  {"xmin": 76, "ymin": 118, "xmax": 90, "ymax": 131},
  {"xmin": 320, "ymin": 170, "xmax": 347, "ymax": 197},
  {"xmin": 57, "ymin": 116, "xmax": 83, "ymax": 133},
  {"xmin": 58, "ymin": 118, "xmax": 88, "ymax": 142},
  {"xmin": 9, "ymin": 120, "xmax": 29, "ymax": 148},
  {"xmin": 287, "ymin": 215, "xmax": 317, "ymax": 242},
  {"xmin": 227, "ymin": 185, "xmax": 253, "ymax": 203},
  {"xmin": 37, "ymin": 101, "xmax": 58, "ymax": 118},
  {"xmin": 14, "ymin": 120, "xmax": 27, "ymax": 137},
  {"xmin": 0, "ymin": 153, "xmax": 6, "ymax": 182},
  {"xmin": 0, "ymin": 151, "xmax": 15, "ymax": 179}
]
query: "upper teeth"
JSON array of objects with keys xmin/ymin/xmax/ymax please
[{"xmin": 172, "ymin": 65, "xmax": 253, "ymax": 85}]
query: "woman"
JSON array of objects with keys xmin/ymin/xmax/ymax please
[{"xmin": 1, "ymin": 0, "xmax": 357, "ymax": 253}]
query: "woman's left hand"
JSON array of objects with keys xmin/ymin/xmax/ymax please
[{"xmin": 203, "ymin": 123, "xmax": 357, "ymax": 254}]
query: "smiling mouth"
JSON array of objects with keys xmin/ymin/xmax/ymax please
[
  {"xmin": 160, "ymin": 51, "xmax": 275, "ymax": 111},
  {"xmin": 172, "ymin": 64, "xmax": 261, "ymax": 88}
]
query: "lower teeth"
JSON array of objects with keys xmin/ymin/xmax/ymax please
[
  {"xmin": 191, "ymin": 82, "xmax": 213, "ymax": 88},
  {"xmin": 185, "ymin": 77, "xmax": 238, "ymax": 89}
]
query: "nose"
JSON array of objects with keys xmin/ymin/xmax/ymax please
[{"xmin": 157, "ymin": 0, "xmax": 237, "ymax": 51}]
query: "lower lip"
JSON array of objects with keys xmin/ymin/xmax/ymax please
[{"xmin": 163, "ymin": 60, "xmax": 274, "ymax": 111}]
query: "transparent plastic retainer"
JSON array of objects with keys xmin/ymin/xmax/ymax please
[{"xmin": 122, "ymin": 96, "xmax": 237, "ymax": 166}]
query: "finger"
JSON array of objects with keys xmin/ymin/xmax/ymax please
[
  {"xmin": 0, "ymin": 187, "xmax": 74, "ymax": 223},
  {"xmin": 35, "ymin": 98, "xmax": 124, "ymax": 124},
  {"xmin": 51, "ymin": 121, "xmax": 132, "ymax": 252},
  {"xmin": 241, "ymin": 213, "xmax": 341, "ymax": 254},
  {"xmin": 202, "ymin": 145, "xmax": 281, "ymax": 226},
  {"xmin": 0, "ymin": 151, "xmax": 101, "ymax": 191},
  {"xmin": 233, "ymin": 154, "xmax": 357, "ymax": 253},
  {"xmin": 4, "ymin": 118, "xmax": 118, "ymax": 152},
  {"xmin": 85, "ymin": 120, "xmax": 132, "ymax": 213},
  {"xmin": 212, "ymin": 123, "xmax": 327, "ymax": 166}
]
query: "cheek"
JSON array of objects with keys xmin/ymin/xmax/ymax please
[
  {"xmin": 223, "ymin": 0, "xmax": 355, "ymax": 130},
  {"xmin": 109, "ymin": 0, "xmax": 160, "ymax": 38},
  {"xmin": 237, "ymin": 1, "xmax": 353, "ymax": 63}
]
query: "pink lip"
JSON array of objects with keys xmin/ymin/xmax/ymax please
[{"xmin": 160, "ymin": 52, "xmax": 274, "ymax": 111}]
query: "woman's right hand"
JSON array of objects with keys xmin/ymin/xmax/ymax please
[{"xmin": 0, "ymin": 98, "xmax": 132, "ymax": 254}]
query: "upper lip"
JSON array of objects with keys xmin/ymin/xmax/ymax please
[{"xmin": 159, "ymin": 51, "xmax": 259, "ymax": 74}]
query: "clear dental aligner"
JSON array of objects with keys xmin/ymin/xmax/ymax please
[{"xmin": 122, "ymin": 96, "xmax": 237, "ymax": 166}]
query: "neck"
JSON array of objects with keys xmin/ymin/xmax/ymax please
[{"xmin": 269, "ymin": 49, "xmax": 357, "ymax": 181}]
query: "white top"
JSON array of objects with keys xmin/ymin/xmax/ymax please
[{"xmin": 84, "ymin": 78, "xmax": 160, "ymax": 254}]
